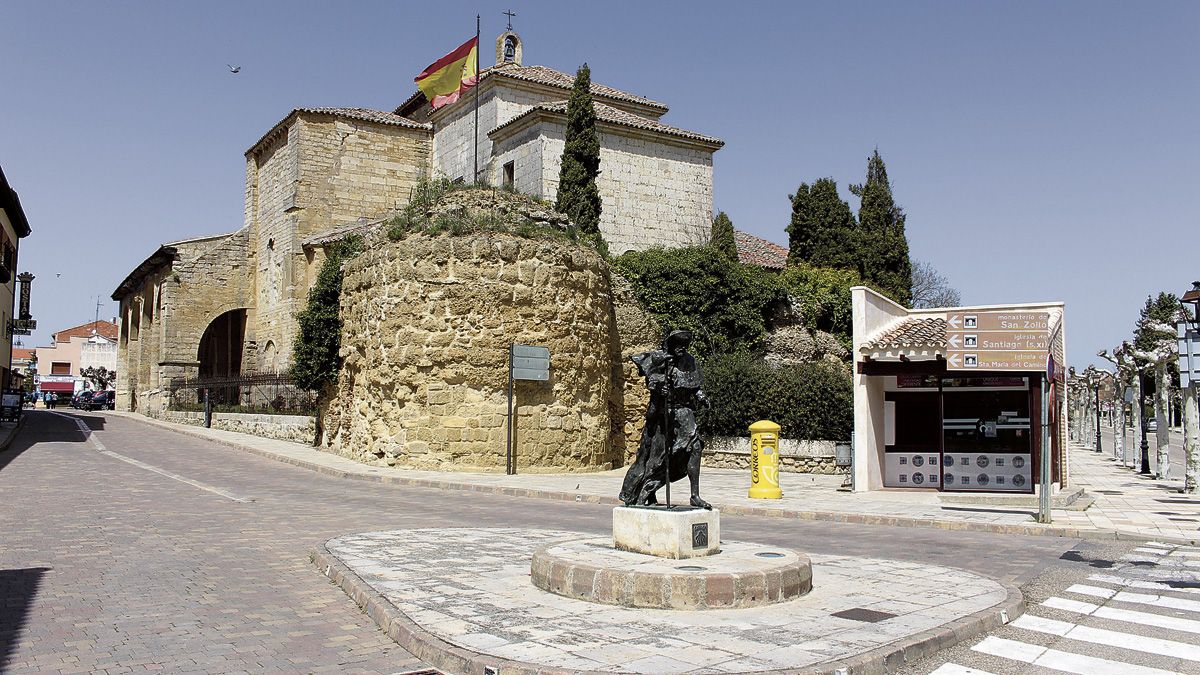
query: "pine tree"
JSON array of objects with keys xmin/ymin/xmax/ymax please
[
  {"xmin": 786, "ymin": 178, "xmax": 858, "ymax": 270},
  {"xmin": 850, "ymin": 149, "xmax": 912, "ymax": 306},
  {"xmin": 710, "ymin": 211, "xmax": 738, "ymax": 260},
  {"xmin": 556, "ymin": 63, "xmax": 602, "ymax": 236}
]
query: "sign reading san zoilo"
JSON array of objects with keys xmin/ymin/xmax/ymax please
[{"xmin": 945, "ymin": 311, "xmax": 1051, "ymax": 372}]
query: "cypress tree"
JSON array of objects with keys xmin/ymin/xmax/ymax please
[
  {"xmin": 556, "ymin": 63, "xmax": 603, "ymax": 236},
  {"xmin": 291, "ymin": 237, "xmax": 363, "ymax": 393},
  {"xmin": 786, "ymin": 178, "xmax": 858, "ymax": 270},
  {"xmin": 710, "ymin": 211, "xmax": 738, "ymax": 260},
  {"xmin": 850, "ymin": 149, "xmax": 912, "ymax": 306}
]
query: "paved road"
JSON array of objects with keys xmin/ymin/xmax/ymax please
[
  {"xmin": 1096, "ymin": 425, "xmax": 1189, "ymax": 478},
  {"xmin": 905, "ymin": 541, "xmax": 1200, "ymax": 674},
  {"xmin": 0, "ymin": 411, "xmax": 1124, "ymax": 674}
]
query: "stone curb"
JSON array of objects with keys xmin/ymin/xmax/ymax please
[
  {"xmin": 115, "ymin": 411, "xmax": 1200, "ymax": 547},
  {"xmin": 313, "ymin": 542, "xmax": 1024, "ymax": 675}
]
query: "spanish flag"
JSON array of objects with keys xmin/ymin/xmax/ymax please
[{"xmin": 414, "ymin": 37, "xmax": 479, "ymax": 110}]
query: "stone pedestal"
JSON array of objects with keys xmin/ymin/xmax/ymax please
[{"xmin": 612, "ymin": 506, "xmax": 720, "ymax": 559}]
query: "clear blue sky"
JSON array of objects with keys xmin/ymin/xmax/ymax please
[{"xmin": 2, "ymin": 1, "xmax": 1196, "ymax": 369}]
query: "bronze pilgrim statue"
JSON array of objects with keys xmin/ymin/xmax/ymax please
[{"xmin": 619, "ymin": 329, "xmax": 713, "ymax": 510}]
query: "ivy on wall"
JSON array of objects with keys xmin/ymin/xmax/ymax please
[{"xmin": 290, "ymin": 236, "xmax": 363, "ymax": 392}]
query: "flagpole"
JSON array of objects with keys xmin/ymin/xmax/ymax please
[{"xmin": 473, "ymin": 14, "xmax": 480, "ymax": 185}]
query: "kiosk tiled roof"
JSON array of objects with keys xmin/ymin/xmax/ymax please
[
  {"xmin": 490, "ymin": 100, "xmax": 723, "ymax": 147},
  {"xmin": 861, "ymin": 317, "xmax": 947, "ymax": 351},
  {"xmin": 734, "ymin": 231, "xmax": 789, "ymax": 269}
]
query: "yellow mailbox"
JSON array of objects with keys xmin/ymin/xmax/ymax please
[{"xmin": 748, "ymin": 420, "xmax": 783, "ymax": 499}]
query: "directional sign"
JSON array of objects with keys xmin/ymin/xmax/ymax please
[
  {"xmin": 946, "ymin": 311, "xmax": 1051, "ymax": 372},
  {"xmin": 947, "ymin": 351, "xmax": 1051, "ymax": 371},
  {"xmin": 510, "ymin": 344, "xmax": 550, "ymax": 382}
]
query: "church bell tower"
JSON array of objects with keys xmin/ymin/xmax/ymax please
[{"xmin": 496, "ymin": 31, "xmax": 522, "ymax": 66}]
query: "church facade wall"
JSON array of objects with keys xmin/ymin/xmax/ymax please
[
  {"xmin": 431, "ymin": 87, "xmax": 500, "ymax": 183},
  {"xmin": 504, "ymin": 123, "xmax": 714, "ymax": 255},
  {"xmin": 245, "ymin": 113, "xmax": 432, "ymax": 372}
]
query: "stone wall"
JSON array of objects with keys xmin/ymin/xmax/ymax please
[
  {"xmin": 159, "ymin": 410, "xmax": 316, "ymax": 445},
  {"xmin": 323, "ymin": 231, "xmax": 623, "ymax": 473},
  {"xmin": 701, "ymin": 436, "xmax": 849, "ymax": 475},
  {"xmin": 534, "ymin": 125, "xmax": 713, "ymax": 256},
  {"xmin": 116, "ymin": 231, "xmax": 254, "ymax": 414},
  {"xmin": 245, "ymin": 112, "xmax": 432, "ymax": 370}
]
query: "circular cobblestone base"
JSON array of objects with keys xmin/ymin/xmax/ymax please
[{"xmin": 531, "ymin": 537, "xmax": 812, "ymax": 609}]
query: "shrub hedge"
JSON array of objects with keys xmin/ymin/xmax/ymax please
[
  {"xmin": 613, "ymin": 246, "xmax": 782, "ymax": 356},
  {"xmin": 699, "ymin": 353, "xmax": 852, "ymax": 441}
]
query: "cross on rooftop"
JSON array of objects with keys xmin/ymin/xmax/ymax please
[{"xmin": 503, "ymin": 9, "xmax": 516, "ymax": 30}]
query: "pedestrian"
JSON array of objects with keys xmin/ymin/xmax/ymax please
[{"xmin": 48, "ymin": 392, "xmax": 57, "ymax": 409}]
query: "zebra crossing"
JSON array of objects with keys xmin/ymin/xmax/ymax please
[{"xmin": 929, "ymin": 541, "xmax": 1200, "ymax": 675}]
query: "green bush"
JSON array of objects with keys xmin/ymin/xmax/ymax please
[
  {"xmin": 777, "ymin": 262, "xmax": 861, "ymax": 348},
  {"xmin": 290, "ymin": 236, "xmax": 364, "ymax": 392},
  {"xmin": 700, "ymin": 353, "xmax": 852, "ymax": 440},
  {"xmin": 613, "ymin": 246, "xmax": 782, "ymax": 355}
]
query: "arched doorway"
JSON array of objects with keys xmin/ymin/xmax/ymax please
[{"xmin": 198, "ymin": 309, "xmax": 247, "ymax": 379}]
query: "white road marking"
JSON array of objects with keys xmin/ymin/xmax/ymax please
[
  {"xmin": 1115, "ymin": 590, "xmax": 1200, "ymax": 613},
  {"xmin": 1136, "ymin": 546, "xmax": 1171, "ymax": 554},
  {"xmin": 927, "ymin": 663, "xmax": 997, "ymax": 675},
  {"xmin": 1064, "ymin": 583, "xmax": 1116, "ymax": 599},
  {"xmin": 49, "ymin": 411, "xmax": 252, "ymax": 503},
  {"xmin": 1012, "ymin": 613, "xmax": 1200, "ymax": 661},
  {"xmin": 1045, "ymin": 595, "xmax": 1200, "ymax": 633},
  {"xmin": 1090, "ymin": 573, "xmax": 1200, "ymax": 595},
  {"xmin": 1168, "ymin": 550, "xmax": 1200, "ymax": 557},
  {"xmin": 971, "ymin": 636, "xmax": 1176, "ymax": 675}
]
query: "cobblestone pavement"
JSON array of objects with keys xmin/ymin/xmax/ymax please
[
  {"xmin": 135, "ymin": 411, "xmax": 1200, "ymax": 544},
  {"xmin": 2, "ymin": 411, "xmax": 1087, "ymax": 674},
  {"xmin": 328, "ymin": 528, "xmax": 1011, "ymax": 674}
]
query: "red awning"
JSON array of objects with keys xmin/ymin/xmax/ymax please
[{"xmin": 39, "ymin": 381, "xmax": 75, "ymax": 393}]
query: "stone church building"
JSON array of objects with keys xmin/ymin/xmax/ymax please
[{"xmin": 111, "ymin": 31, "xmax": 724, "ymax": 413}]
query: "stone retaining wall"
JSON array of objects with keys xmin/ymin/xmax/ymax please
[
  {"xmin": 160, "ymin": 410, "xmax": 316, "ymax": 445},
  {"xmin": 702, "ymin": 436, "xmax": 849, "ymax": 475},
  {"xmin": 322, "ymin": 232, "xmax": 626, "ymax": 473}
]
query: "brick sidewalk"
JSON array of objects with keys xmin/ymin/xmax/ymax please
[{"xmin": 112, "ymin": 412, "xmax": 1200, "ymax": 545}]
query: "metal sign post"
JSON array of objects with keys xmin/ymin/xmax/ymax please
[
  {"xmin": 507, "ymin": 344, "xmax": 550, "ymax": 475},
  {"xmin": 1039, "ymin": 374, "xmax": 1052, "ymax": 524}
]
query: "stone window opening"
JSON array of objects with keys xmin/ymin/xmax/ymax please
[{"xmin": 503, "ymin": 161, "xmax": 515, "ymax": 189}]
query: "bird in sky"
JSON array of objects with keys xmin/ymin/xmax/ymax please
[{"xmin": 227, "ymin": 64, "xmax": 241, "ymax": 74}]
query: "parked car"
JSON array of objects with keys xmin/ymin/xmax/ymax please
[
  {"xmin": 72, "ymin": 391, "xmax": 95, "ymax": 409},
  {"xmin": 84, "ymin": 390, "xmax": 115, "ymax": 411}
]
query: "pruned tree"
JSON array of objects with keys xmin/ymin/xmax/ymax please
[
  {"xmin": 81, "ymin": 366, "xmax": 115, "ymax": 391},
  {"xmin": 1132, "ymin": 293, "xmax": 1183, "ymax": 479},
  {"xmin": 556, "ymin": 63, "xmax": 602, "ymax": 237},
  {"xmin": 910, "ymin": 259, "xmax": 961, "ymax": 308},
  {"xmin": 850, "ymin": 149, "xmax": 913, "ymax": 306},
  {"xmin": 710, "ymin": 211, "xmax": 738, "ymax": 261}
]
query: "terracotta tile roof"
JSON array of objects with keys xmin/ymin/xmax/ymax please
[
  {"xmin": 490, "ymin": 100, "xmax": 723, "ymax": 148},
  {"xmin": 734, "ymin": 230, "xmax": 788, "ymax": 269},
  {"xmin": 396, "ymin": 62, "xmax": 669, "ymax": 117},
  {"xmin": 54, "ymin": 320, "xmax": 118, "ymax": 343},
  {"xmin": 861, "ymin": 318, "xmax": 947, "ymax": 351},
  {"xmin": 247, "ymin": 107, "xmax": 432, "ymax": 156},
  {"xmin": 12, "ymin": 348, "xmax": 34, "ymax": 361}
]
